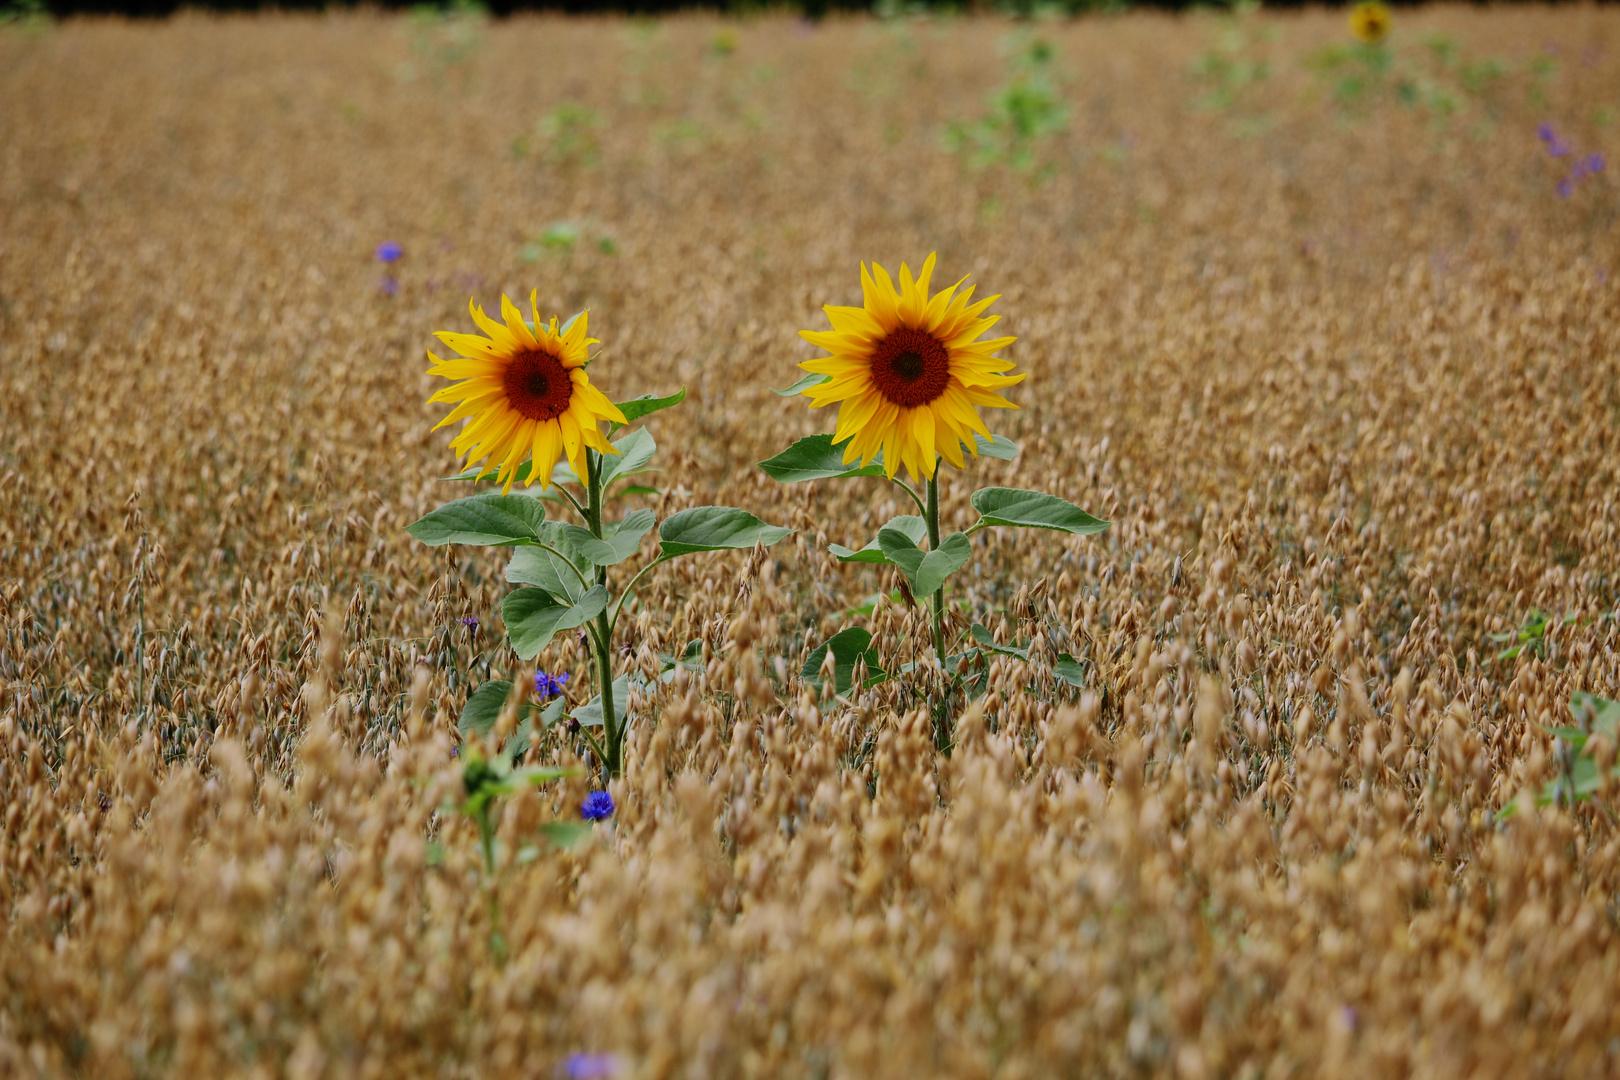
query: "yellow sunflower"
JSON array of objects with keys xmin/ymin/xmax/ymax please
[
  {"xmin": 797, "ymin": 253, "xmax": 1024, "ymax": 483},
  {"xmin": 1348, "ymin": 1, "xmax": 1391, "ymax": 45},
  {"xmin": 427, "ymin": 294, "xmax": 625, "ymax": 493}
]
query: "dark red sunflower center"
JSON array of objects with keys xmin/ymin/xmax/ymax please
[
  {"xmin": 869, "ymin": 327, "xmax": 951, "ymax": 408},
  {"xmin": 502, "ymin": 350, "xmax": 574, "ymax": 421}
]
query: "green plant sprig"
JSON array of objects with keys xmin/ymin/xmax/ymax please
[
  {"xmin": 410, "ymin": 350, "xmax": 793, "ymax": 780},
  {"xmin": 759, "ymin": 399, "xmax": 1108, "ymax": 752}
]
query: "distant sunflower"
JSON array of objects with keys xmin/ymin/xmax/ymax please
[
  {"xmin": 1348, "ymin": 1, "xmax": 1391, "ymax": 45},
  {"xmin": 797, "ymin": 253, "xmax": 1023, "ymax": 482},
  {"xmin": 427, "ymin": 294, "xmax": 625, "ymax": 493}
]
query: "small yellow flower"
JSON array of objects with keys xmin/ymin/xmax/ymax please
[
  {"xmin": 1349, "ymin": 1, "xmax": 1391, "ymax": 45},
  {"xmin": 426, "ymin": 294, "xmax": 624, "ymax": 494},
  {"xmin": 797, "ymin": 253, "xmax": 1024, "ymax": 483}
]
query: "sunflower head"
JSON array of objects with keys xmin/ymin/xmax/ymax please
[
  {"xmin": 797, "ymin": 253, "xmax": 1024, "ymax": 483},
  {"xmin": 1348, "ymin": 1, "xmax": 1391, "ymax": 45},
  {"xmin": 427, "ymin": 293, "xmax": 626, "ymax": 494}
]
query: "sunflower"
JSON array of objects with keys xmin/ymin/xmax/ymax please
[
  {"xmin": 427, "ymin": 294, "xmax": 625, "ymax": 493},
  {"xmin": 797, "ymin": 253, "xmax": 1023, "ymax": 483},
  {"xmin": 1348, "ymin": 1, "xmax": 1391, "ymax": 45}
]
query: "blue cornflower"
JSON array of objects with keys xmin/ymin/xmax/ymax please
[
  {"xmin": 534, "ymin": 670, "xmax": 571, "ymax": 698},
  {"xmin": 562, "ymin": 1053, "xmax": 621, "ymax": 1079},
  {"xmin": 1587, "ymin": 153, "xmax": 1606, "ymax": 174},
  {"xmin": 581, "ymin": 791, "xmax": 614, "ymax": 821},
  {"xmin": 376, "ymin": 241, "xmax": 404, "ymax": 262},
  {"xmin": 459, "ymin": 616, "xmax": 479, "ymax": 628}
]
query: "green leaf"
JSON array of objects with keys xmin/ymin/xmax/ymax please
[
  {"xmin": 459, "ymin": 680, "xmax": 514, "ymax": 736},
  {"xmin": 878, "ymin": 527, "xmax": 971, "ymax": 597},
  {"xmin": 612, "ymin": 387, "xmax": 686, "ymax": 430},
  {"xmin": 602, "ymin": 508, "xmax": 657, "ymax": 565},
  {"xmin": 555, "ymin": 523, "xmax": 619, "ymax": 566},
  {"xmin": 502, "ymin": 585, "xmax": 608, "ymax": 660},
  {"xmin": 772, "ymin": 372, "xmax": 831, "ymax": 396},
  {"xmin": 658, "ymin": 507, "xmax": 793, "ymax": 556},
  {"xmin": 970, "ymin": 487, "xmax": 1111, "ymax": 536},
  {"xmin": 967, "ymin": 432, "xmax": 1019, "ymax": 461},
  {"xmin": 540, "ymin": 821, "xmax": 595, "ymax": 850},
  {"xmin": 407, "ymin": 494, "xmax": 547, "ymax": 546},
  {"xmin": 758, "ymin": 433, "xmax": 885, "ymax": 483},
  {"xmin": 1053, "ymin": 653, "xmax": 1088, "ymax": 688},
  {"xmin": 830, "ymin": 515, "xmax": 927, "ymax": 564},
  {"xmin": 658, "ymin": 640, "xmax": 704, "ymax": 683},
  {"xmin": 801, "ymin": 626, "xmax": 888, "ymax": 695},
  {"xmin": 571, "ymin": 673, "xmax": 633, "ymax": 728},
  {"xmin": 1571, "ymin": 692, "xmax": 1620, "ymax": 738},
  {"xmin": 538, "ymin": 694, "xmax": 569, "ymax": 727},
  {"xmin": 971, "ymin": 623, "xmax": 1029, "ymax": 661},
  {"xmin": 608, "ymin": 484, "xmax": 661, "ymax": 503},
  {"xmin": 505, "ymin": 524, "xmax": 600, "ymax": 602},
  {"xmin": 599, "ymin": 427, "xmax": 657, "ymax": 487}
]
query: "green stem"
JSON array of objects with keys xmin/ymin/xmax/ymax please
[
  {"xmin": 585, "ymin": 450, "xmax": 621, "ymax": 778},
  {"xmin": 476, "ymin": 808, "xmax": 506, "ymax": 965},
  {"xmin": 610, "ymin": 555, "xmax": 670, "ymax": 633},
  {"xmin": 889, "ymin": 476, "xmax": 928, "ymax": 517},
  {"xmin": 554, "ymin": 483, "xmax": 589, "ymax": 523},
  {"xmin": 926, "ymin": 470, "xmax": 951, "ymax": 754}
]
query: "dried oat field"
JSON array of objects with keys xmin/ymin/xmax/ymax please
[{"xmin": 3, "ymin": 5, "xmax": 1620, "ymax": 1077}]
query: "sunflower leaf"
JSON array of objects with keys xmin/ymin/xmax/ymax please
[
  {"xmin": 801, "ymin": 626, "xmax": 888, "ymax": 695},
  {"xmin": 1054, "ymin": 652, "xmax": 1089, "ymax": 688},
  {"xmin": 570, "ymin": 672, "xmax": 635, "ymax": 728},
  {"xmin": 771, "ymin": 372, "xmax": 832, "ymax": 396},
  {"xmin": 407, "ymin": 494, "xmax": 547, "ymax": 547},
  {"xmin": 458, "ymin": 680, "xmax": 514, "ymax": 737},
  {"xmin": 759, "ymin": 434, "xmax": 886, "ymax": 483},
  {"xmin": 878, "ymin": 528, "xmax": 971, "ymax": 597},
  {"xmin": 599, "ymin": 427, "xmax": 657, "ymax": 487},
  {"xmin": 967, "ymin": 433, "xmax": 1020, "ymax": 461},
  {"xmin": 502, "ymin": 585, "xmax": 609, "ymax": 659},
  {"xmin": 505, "ymin": 522, "xmax": 603, "ymax": 601},
  {"xmin": 658, "ymin": 507, "xmax": 794, "ymax": 556},
  {"xmin": 970, "ymin": 488, "xmax": 1111, "ymax": 536},
  {"xmin": 602, "ymin": 509, "xmax": 657, "ymax": 565},
  {"xmin": 970, "ymin": 623, "xmax": 1030, "ymax": 660},
  {"xmin": 612, "ymin": 387, "xmax": 686, "ymax": 432},
  {"xmin": 829, "ymin": 515, "xmax": 927, "ymax": 564},
  {"xmin": 555, "ymin": 524, "xmax": 619, "ymax": 566}
]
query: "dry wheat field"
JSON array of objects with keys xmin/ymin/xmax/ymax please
[{"xmin": 3, "ymin": 3, "xmax": 1620, "ymax": 1077}]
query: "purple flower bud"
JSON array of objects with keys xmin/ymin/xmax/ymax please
[
  {"xmin": 562, "ymin": 1053, "xmax": 621, "ymax": 1080},
  {"xmin": 1537, "ymin": 121, "xmax": 1555, "ymax": 142},
  {"xmin": 1557, "ymin": 178, "xmax": 1574, "ymax": 198},
  {"xmin": 1587, "ymin": 153, "xmax": 1605, "ymax": 174},
  {"xmin": 375, "ymin": 241, "xmax": 404, "ymax": 263},
  {"xmin": 379, "ymin": 276, "xmax": 399, "ymax": 296}
]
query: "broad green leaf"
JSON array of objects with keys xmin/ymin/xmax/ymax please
[
  {"xmin": 538, "ymin": 694, "xmax": 569, "ymax": 727},
  {"xmin": 759, "ymin": 433, "xmax": 886, "ymax": 483},
  {"xmin": 878, "ymin": 527, "xmax": 971, "ymax": 597},
  {"xmin": 830, "ymin": 515, "xmax": 926, "ymax": 564},
  {"xmin": 971, "ymin": 623, "xmax": 1029, "ymax": 660},
  {"xmin": 967, "ymin": 432, "xmax": 1019, "ymax": 462},
  {"xmin": 556, "ymin": 523, "xmax": 619, "ymax": 566},
  {"xmin": 658, "ymin": 640, "xmax": 704, "ymax": 683},
  {"xmin": 801, "ymin": 626, "xmax": 888, "ymax": 695},
  {"xmin": 505, "ymin": 523, "xmax": 602, "ymax": 602},
  {"xmin": 459, "ymin": 680, "xmax": 514, "ymax": 736},
  {"xmin": 1571, "ymin": 692, "xmax": 1620, "ymax": 738},
  {"xmin": 502, "ymin": 585, "xmax": 608, "ymax": 659},
  {"xmin": 571, "ymin": 673, "xmax": 633, "ymax": 728},
  {"xmin": 407, "ymin": 494, "xmax": 547, "ymax": 547},
  {"xmin": 603, "ymin": 509, "xmax": 657, "ymax": 565},
  {"xmin": 772, "ymin": 372, "xmax": 832, "ymax": 396},
  {"xmin": 612, "ymin": 387, "xmax": 686, "ymax": 430},
  {"xmin": 540, "ymin": 821, "xmax": 595, "ymax": 849},
  {"xmin": 659, "ymin": 507, "xmax": 793, "ymax": 556},
  {"xmin": 1054, "ymin": 653, "xmax": 1088, "ymax": 688},
  {"xmin": 846, "ymin": 590, "xmax": 903, "ymax": 617},
  {"xmin": 600, "ymin": 427, "xmax": 657, "ymax": 487},
  {"xmin": 971, "ymin": 487, "xmax": 1111, "ymax": 536},
  {"xmin": 608, "ymin": 484, "xmax": 661, "ymax": 503}
]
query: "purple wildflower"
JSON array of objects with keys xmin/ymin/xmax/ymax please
[
  {"xmin": 534, "ymin": 670, "xmax": 571, "ymax": 698},
  {"xmin": 562, "ymin": 1053, "xmax": 621, "ymax": 1079},
  {"xmin": 1587, "ymin": 153, "xmax": 1605, "ymax": 174},
  {"xmin": 375, "ymin": 241, "xmax": 404, "ymax": 263},
  {"xmin": 459, "ymin": 616, "xmax": 479, "ymax": 628},
  {"xmin": 581, "ymin": 791, "xmax": 615, "ymax": 821},
  {"xmin": 379, "ymin": 276, "xmax": 399, "ymax": 296},
  {"xmin": 1557, "ymin": 178, "xmax": 1574, "ymax": 199}
]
